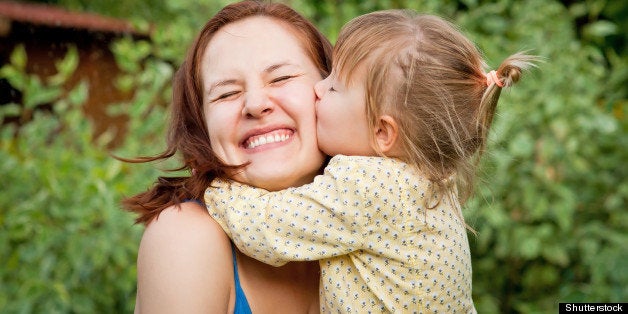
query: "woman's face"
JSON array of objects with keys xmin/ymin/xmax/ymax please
[{"xmin": 202, "ymin": 16, "xmax": 326, "ymax": 191}]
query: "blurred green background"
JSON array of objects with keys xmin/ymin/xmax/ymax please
[{"xmin": 0, "ymin": 0, "xmax": 626, "ymax": 313}]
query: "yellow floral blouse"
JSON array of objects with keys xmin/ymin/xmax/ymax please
[{"xmin": 205, "ymin": 155, "xmax": 476, "ymax": 313}]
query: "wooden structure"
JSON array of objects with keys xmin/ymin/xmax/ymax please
[{"xmin": 0, "ymin": 1, "xmax": 148, "ymax": 146}]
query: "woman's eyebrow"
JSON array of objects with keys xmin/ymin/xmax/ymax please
[
  {"xmin": 207, "ymin": 79, "xmax": 238, "ymax": 95},
  {"xmin": 264, "ymin": 62, "xmax": 294, "ymax": 73}
]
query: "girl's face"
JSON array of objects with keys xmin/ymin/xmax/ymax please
[
  {"xmin": 314, "ymin": 68, "xmax": 376, "ymax": 157},
  {"xmin": 202, "ymin": 17, "xmax": 326, "ymax": 191}
]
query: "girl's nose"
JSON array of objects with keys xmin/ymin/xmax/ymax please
[{"xmin": 314, "ymin": 77, "xmax": 329, "ymax": 100}]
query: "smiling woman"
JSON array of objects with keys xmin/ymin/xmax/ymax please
[
  {"xmin": 202, "ymin": 16, "xmax": 326, "ymax": 191},
  {"xmin": 119, "ymin": 1, "xmax": 332, "ymax": 313}
]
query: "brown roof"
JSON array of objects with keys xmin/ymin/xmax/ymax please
[{"xmin": 0, "ymin": 1, "xmax": 142, "ymax": 34}]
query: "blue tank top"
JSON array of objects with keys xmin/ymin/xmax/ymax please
[
  {"xmin": 185, "ymin": 200, "xmax": 252, "ymax": 313},
  {"xmin": 232, "ymin": 243, "xmax": 252, "ymax": 314}
]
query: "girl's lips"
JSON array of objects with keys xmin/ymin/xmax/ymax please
[{"xmin": 242, "ymin": 128, "xmax": 294, "ymax": 149}]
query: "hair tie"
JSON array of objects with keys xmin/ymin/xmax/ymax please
[{"xmin": 485, "ymin": 70, "xmax": 504, "ymax": 87}]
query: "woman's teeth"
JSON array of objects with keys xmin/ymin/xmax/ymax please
[{"xmin": 246, "ymin": 133, "xmax": 291, "ymax": 149}]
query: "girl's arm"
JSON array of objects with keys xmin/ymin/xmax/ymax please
[
  {"xmin": 205, "ymin": 156, "xmax": 380, "ymax": 266},
  {"xmin": 135, "ymin": 202, "xmax": 234, "ymax": 313}
]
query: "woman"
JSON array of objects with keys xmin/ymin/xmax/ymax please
[{"xmin": 122, "ymin": 1, "xmax": 332, "ymax": 313}]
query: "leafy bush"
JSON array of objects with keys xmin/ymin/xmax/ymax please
[
  {"xmin": 0, "ymin": 46, "xmax": 160, "ymax": 312},
  {"xmin": 1, "ymin": 0, "xmax": 626, "ymax": 313}
]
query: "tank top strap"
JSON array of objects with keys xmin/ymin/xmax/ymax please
[{"xmin": 231, "ymin": 242, "xmax": 253, "ymax": 314}]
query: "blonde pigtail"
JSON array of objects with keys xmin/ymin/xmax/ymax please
[{"xmin": 476, "ymin": 52, "xmax": 541, "ymax": 156}]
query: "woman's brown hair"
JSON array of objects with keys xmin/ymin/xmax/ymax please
[
  {"xmin": 333, "ymin": 10, "xmax": 538, "ymax": 204},
  {"xmin": 120, "ymin": 0, "xmax": 332, "ymax": 225}
]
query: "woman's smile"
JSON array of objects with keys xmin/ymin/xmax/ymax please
[{"xmin": 242, "ymin": 128, "xmax": 294, "ymax": 150}]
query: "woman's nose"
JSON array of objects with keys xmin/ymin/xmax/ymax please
[{"xmin": 242, "ymin": 91, "xmax": 273, "ymax": 118}]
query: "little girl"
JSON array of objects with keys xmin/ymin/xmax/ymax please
[{"xmin": 206, "ymin": 9, "xmax": 536, "ymax": 313}]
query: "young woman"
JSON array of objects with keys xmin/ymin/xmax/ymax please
[{"xmin": 122, "ymin": 1, "xmax": 332, "ymax": 313}]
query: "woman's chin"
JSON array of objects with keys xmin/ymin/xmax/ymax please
[
  {"xmin": 237, "ymin": 170, "xmax": 301, "ymax": 191},
  {"xmin": 234, "ymin": 143, "xmax": 325, "ymax": 190},
  {"xmin": 237, "ymin": 163, "xmax": 319, "ymax": 191}
]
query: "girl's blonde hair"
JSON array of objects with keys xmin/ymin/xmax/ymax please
[{"xmin": 334, "ymin": 10, "xmax": 537, "ymax": 203}]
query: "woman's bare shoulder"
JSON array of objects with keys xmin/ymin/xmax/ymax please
[
  {"xmin": 142, "ymin": 201, "xmax": 229, "ymax": 243},
  {"xmin": 135, "ymin": 201, "xmax": 234, "ymax": 313}
]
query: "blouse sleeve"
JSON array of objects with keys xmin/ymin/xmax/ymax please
[{"xmin": 205, "ymin": 156, "xmax": 376, "ymax": 266}]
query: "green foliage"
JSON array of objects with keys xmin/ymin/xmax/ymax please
[
  {"xmin": 0, "ymin": 47, "xmax": 159, "ymax": 312},
  {"xmin": 2, "ymin": 0, "xmax": 626, "ymax": 313},
  {"xmin": 0, "ymin": 45, "xmax": 73, "ymax": 115}
]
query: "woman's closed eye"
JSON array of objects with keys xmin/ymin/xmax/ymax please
[
  {"xmin": 270, "ymin": 75, "xmax": 297, "ymax": 85},
  {"xmin": 212, "ymin": 91, "xmax": 240, "ymax": 102}
]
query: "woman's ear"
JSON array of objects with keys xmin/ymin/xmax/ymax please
[{"xmin": 374, "ymin": 115, "xmax": 399, "ymax": 155}]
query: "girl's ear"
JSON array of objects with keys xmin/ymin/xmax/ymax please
[{"xmin": 374, "ymin": 115, "xmax": 400, "ymax": 155}]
